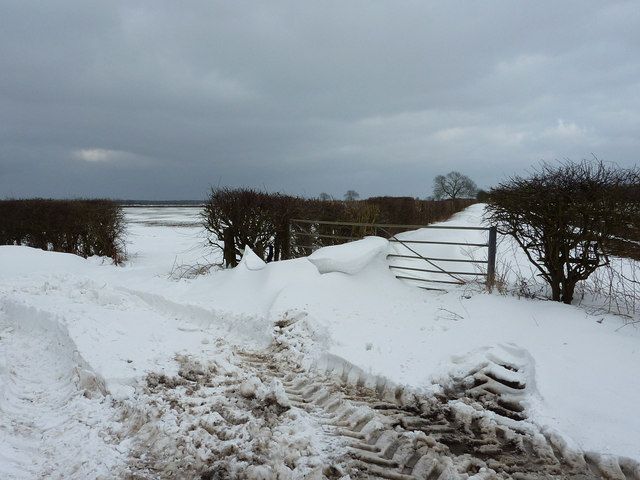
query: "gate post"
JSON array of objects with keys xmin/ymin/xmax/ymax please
[
  {"xmin": 223, "ymin": 227, "xmax": 237, "ymax": 268},
  {"xmin": 281, "ymin": 219, "xmax": 291, "ymax": 260},
  {"xmin": 486, "ymin": 226, "xmax": 497, "ymax": 290}
]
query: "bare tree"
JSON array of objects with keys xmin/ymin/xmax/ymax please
[
  {"xmin": 486, "ymin": 160, "xmax": 640, "ymax": 304},
  {"xmin": 433, "ymin": 171, "xmax": 477, "ymax": 199},
  {"xmin": 318, "ymin": 192, "xmax": 331, "ymax": 201},
  {"xmin": 344, "ymin": 190, "xmax": 360, "ymax": 201}
]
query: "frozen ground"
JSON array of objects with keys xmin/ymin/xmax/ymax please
[{"xmin": 0, "ymin": 205, "xmax": 639, "ymax": 479}]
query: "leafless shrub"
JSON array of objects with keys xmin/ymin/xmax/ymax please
[
  {"xmin": 168, "ymin": 261, "xmax": 217, "ymax": 280},
  {"xmin": 488, "ymin": 236, "xmax": 549, "ymax": 299},
  {"xmin": 487, "ymin": 160, "xmax": 640, "ymax": 304},
  {"xmin": 0, "ymin": 198, "xmax": 126, "ymax": 263},
  {"xmin": 577, "ymin": 257, "xmax": 640, "ymax": 320},
  {"xmin": 202, "ymin": 188, "xmax": 302, "ymax": 267}
]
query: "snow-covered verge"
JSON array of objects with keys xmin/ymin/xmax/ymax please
[
  {"xmin": 0, "ymin": 205, "xmax": 639, "ymax": 478},
  {"xmin": 0, "ymin": 302, "xmax": 122, "ymax": 479}
]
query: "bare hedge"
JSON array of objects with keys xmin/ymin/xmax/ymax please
[
  {"xmin": 486, "ymin": 160, "xmax": 640, "ymax": 304},
  {"xmin": 0, "ymin": 199, "xmax": 126, "ymax": 263},
  {"xmin": 202, "ymin": 188, "xmax": 475, "ymax": 266},
  {"xmin": 202, "ymin": 188, "xmax": 298, "ymax": 266},
  {"xmin": 367, "ymin": 196, "xmax": 475, "ymax": 225}
]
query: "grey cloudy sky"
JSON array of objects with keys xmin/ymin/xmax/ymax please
[{"xmin": 1, "ymin": 1, "xmax": 638, "ymax": 199}]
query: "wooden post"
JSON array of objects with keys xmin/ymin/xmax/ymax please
[
  {"xmin": 486, "ymin": 226, "xmax": 497, "ymax": 290},
  {"xmin": 223, "ymin": 227, "xmax": 236, "ymax": 268},
  {"xmin": 281, "ymin": 219, "xmax": 291, "ymax": 260}
]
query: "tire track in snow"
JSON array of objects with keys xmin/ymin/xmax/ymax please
[
  {"xmin": 0, "ymin": 301, "xmax": 123, "ymax": 480},
  {"xmin": 110, "ymin": 296, "xmax": 640, "ymax": 479},
  {"xmin": 117, "ymin": 349, "xmax": 344, "ymax": 479},
  {"xmin": 235, "ymin": 325, "xmax": 640, "ymax": 479}
]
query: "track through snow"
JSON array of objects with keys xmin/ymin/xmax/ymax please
[
  {"xmin": 118, "ymin": 313, "xmax": 640, "ymax": 479},
  {"xmin": 240, "ymin": 348, "xmax": 639, "ymax": 479},
  {"xmin": 0, "ymin": 302, "xmax": 123, "ymax": 479}
]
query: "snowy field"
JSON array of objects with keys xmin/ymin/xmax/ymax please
[{"xmin": 1, "ymin": 205, "xmax": 639, "ymax": 479}]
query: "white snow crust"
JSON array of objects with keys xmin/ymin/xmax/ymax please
[{"xmin": 307, "ymin": 236, "xmax": 388, "ymax": 274}]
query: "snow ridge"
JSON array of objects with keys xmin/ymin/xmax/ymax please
[{"xmin": 0, "ymin": 300, "xmax": 123, "ymax": 479}]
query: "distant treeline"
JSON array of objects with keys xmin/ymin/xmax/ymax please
[
  {"xmin": 203, "ymin": 188, "xmax": 475, "ymax": 266},
  {"xmin": 117, "ymin": 200, "xmax": 205, "ymax": 207},
  {"xmin": 0, "ymin": 199, "xmax": 126, "ymax": 263}
]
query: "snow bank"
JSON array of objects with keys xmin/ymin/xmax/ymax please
[
  {"xmin": 0, "ymin": 300, "xmax": 123, "ymax": 478},
  {"xmin": 239, "ymin": 246, "xmax": 267, "ymax": 271},
  {"xmin": 0, "ymin": 245, "xmax": 95, "ymax": 278},
  {"xmin": 307, "ymin": 236, "xmax": 388, "ymax": 275}
]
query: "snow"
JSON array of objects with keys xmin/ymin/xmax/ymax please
[
  {"xmin": 267, "ymin": 254, "xmax": 640, "ymax": 459},
  {"xmin": 308, "ymin": 236, "xmax": 388, "ymax": 274},
  {"xmin": 0, "ymin": 302, "xmax": 122, "ymax": 479},
  {"xmin": 239, "ymin": 246, "xmax": 267, "ymax": 271},
  {"xmin": 0, "ymin": 204, "xmax": 639, "ymax": 477}
]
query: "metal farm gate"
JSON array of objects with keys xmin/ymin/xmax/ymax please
[{"xmin": 290, "ymin": 219, "xmax": 497, "ymax": 290}]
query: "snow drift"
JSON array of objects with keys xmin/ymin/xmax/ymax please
[{"xmin": 307, "ymin": 236, "xmax": 388, "ymax": 275}]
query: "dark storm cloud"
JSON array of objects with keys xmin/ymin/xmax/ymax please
[{"xmin": 1, "ymin": 0, "xmax": 638, "ymax": 199}]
